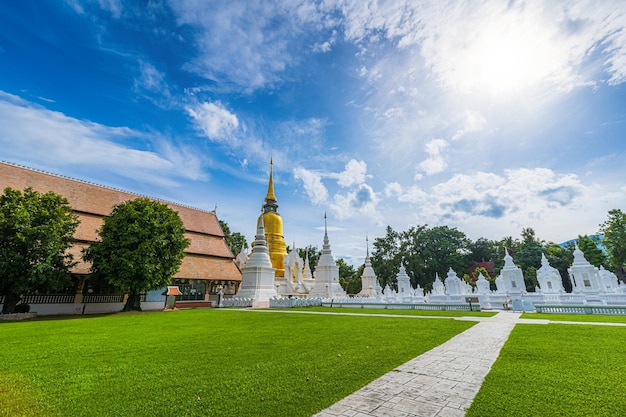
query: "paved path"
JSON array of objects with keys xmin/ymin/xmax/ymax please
[{"xmin": 313, "ymin": 311, "xmax": 521, "ymax": 417}]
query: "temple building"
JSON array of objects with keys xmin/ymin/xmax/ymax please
[{"xmin": 0, "ymin": 161, "xmax": 241, "ymax": 314}]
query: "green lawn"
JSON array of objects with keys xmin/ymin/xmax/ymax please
[
  {"xmin": 466, "ymin": 323, "xmax": 626, "ymax": 417},
  {"xmin": 522, "ymin": 312, "xmax": 626, "ymax": 323},
  {"xmin": 0, "ymin": 309, "xmax": 473, "ymax": 417}
]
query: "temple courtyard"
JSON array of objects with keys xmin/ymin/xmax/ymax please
[{"xmin": 1, "ymin": 308, "xmax": 625, "ymax": 416}]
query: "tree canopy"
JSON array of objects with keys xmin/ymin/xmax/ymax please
[
  {"xmin": 372, "ymin": 225, "xmax": 470, "ymax": 292},
  {"xmin": 219, "ymin": 220, "xmax": 248, "ymax": 256},
  {"xmin": 0, "ymin": 187, "xmax": 79, "ymax": 314},
  {"xmin": 600, "ymin": 209, "xmax": 626, "ymax": 271},
  {"xmin": 85, "ymin": 198, "xmax": 190, "ymax": 311}
]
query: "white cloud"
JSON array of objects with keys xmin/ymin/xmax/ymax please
[
  {"xmin": 452, "ymin": 111, "xmax": 487, "ymax": 140},
  {"xmin": 335, "ymin": 1, "xmax": 626, "ymax": 94},
  {"xmin": 134, "ymin": 60, "xmax": 170, "ymax": 96},
  {"xmin": 331, "ymin": 159, "xmax": 368, "ymax": 187},
  {"xmin": 390, "ymin": 168, "xmax": 586, "ymax": 230},
  {"xmin": 186, "ymin": 101, "xmax": 239, "ymax": 144},
  {"xmin": 294, "ymin": 161, "xmax": 380, "ymax": 222},
  {"xmin": 65, "ymin": 0, "xmax": 123, "ymax": 18},
  {"xmin": 293, "ymin": 167, "xmax": 328, "ymax": 205},
  {"xmin": 330, "ymin": 183, "xmax": 381, "ymax": 222},
  {"xmin": 384, "ymin": 181, "xmax": 403, "ymax": 198},
  {"xmin": 0, "ymin": 91, "xmax": 201, "ymax": 186},
  {"xmin": 168, "ymin": 0, "xmax": 330, "ymax": 91},
  {"xmin": 417, "ymin": 139, "xmax": 448, "ymax": 176}
]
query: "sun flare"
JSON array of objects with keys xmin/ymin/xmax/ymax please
[{"xmin": 454, "ymin": 19, "xmax": 565, "ymax": 96}]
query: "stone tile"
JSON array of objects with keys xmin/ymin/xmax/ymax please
[
  {"xmin": 434, "ymin": 406, "xmax": 466, "ymax": 417},
  {"xmin": 391, "ymin": 398, "xmax": 442, "ymax": 416}
]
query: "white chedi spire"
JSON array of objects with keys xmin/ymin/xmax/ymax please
[
  {"xmin": 358, "ymin": 235, "xmax": 380, "ymax": 297},
  {"xmin": 308, "ymin": 212, "xmax": 347, "ymax": 298},
  {"xmin": 302, "ymin": 249, "xmax": 313, "ymax": 280},
  {"xmin": 432, "ymin": 273, "xmax": 445, "ymax": 295},
  {"xmin": 495, "ymin": 249, "xmax": 525, "ymax": 295},
  {"xmin": 568, "ymin": 244, "xmax": 602, "ymax": 294},
  {"xmin": 536, "ymin": 253, "xmax": 564, "ymax": 294},
  {"xmin": 396, "ymin": 260, "xmax": 412, "ymax": 296},
  {"xmin": 233, "ymin": 213, "xmax": 277, "ymax": 307}
]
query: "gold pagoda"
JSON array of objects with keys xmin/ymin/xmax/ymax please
[{"xmin": 258, "ymin": 159, "xmax": 288, "ymax": 277}]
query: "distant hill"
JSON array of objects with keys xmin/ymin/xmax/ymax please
[{"xmin": 559, "ymin": 234, "xmax": 606, "ymax": 253}]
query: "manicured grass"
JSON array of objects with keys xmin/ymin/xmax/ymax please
[
  {"xmin": 466, "ymin": 324, "xmax": 626, "ymax": 417},
  {"xmin": 0, "ymin": 309, "xmax": 473, "ymax": 417},
  {"xmin": 522, "ymin": 312, "xmax": 626, "ymax": 323},
  {"xmin": 290, "ymin": 306, "xmax": 497, "ymax": 317}
]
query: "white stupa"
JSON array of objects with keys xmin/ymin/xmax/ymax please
[
  {"xmin": 568, "ymin": 244, "xmax": 602, "ymax": 298},
  {"xmin": 536, "ymin": 253, "xmax": 564, "ymax": 294},
  {"xmin": 358, "ymin": 236, "xmax": 381, "ymax": 297},
  {"xmin": 444, "ymin": 267, "xmax": 469, "ymax": 296},
  {"xmin": 496, "ymin": 250, "xmax": 526, "ymax": 295},
  {"xmin": 308, "ymin": 213, "xmax": 347, "ymax": 298},
  {"xmin": 233, "ymin": 213, "xmax": 277, "ymax": 307},
  {"xmin": 396, "ymin": 262, "xmax": 413, "ymax": 300}
]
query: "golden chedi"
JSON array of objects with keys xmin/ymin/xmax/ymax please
[{"xmin": 257, "ymin": 159, "xmax": 288, "ymax": 277}]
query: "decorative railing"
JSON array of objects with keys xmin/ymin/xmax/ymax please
[
  {"xmin": 270, "ymin": 298, "xmax": 322, "ymax": 308},
  {"xmin": 535, "ymin": 304, "xmax": 626, "ymax": 315},
  {"xmin": 22, "ymin": 294, "xmax": 75, "ymax": 304},
  {"xmin": 82, "ymin": 294, "xmax": 124, "ymax": 303},
  {"xmin": 321, "ymin": 300, "xmax": 480, "ymax": 311},
  {"xmin": 221, "ymin": 298, "xmax": 254, "ymax": 307}
]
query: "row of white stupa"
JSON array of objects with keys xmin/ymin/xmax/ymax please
[
  {"xmin": 230, "ymin": 213, "xmax": 626, "ymax": 308},
  {"xmin": 368, "ymin": 245, "xmax": 626, "ymax": 309}
]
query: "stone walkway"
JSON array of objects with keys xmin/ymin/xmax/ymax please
[{"xmin": 313, "ymin": 311, "xmax": 522, "ymax": 417}]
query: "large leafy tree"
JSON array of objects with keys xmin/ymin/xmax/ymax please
[
  {"xmin": 371, "ymin": 226, "xmax": 404, "ymax": 288},
  {"xmin": 219, "ymin": 220, "xmax": 248, "ymax": 256},
  {"xmin": 600, "ymin": 209, "xmax": 626, "ymax": 271},
  {"xmin": 372, "ymin": 225, "xmax": 470, "ymax": 292},
  {"xmin": 85, "ymin": 198, "xmax": 190, "ymax": 311},
  {"xmin": 337, "ymin": 258, "xmax": 359, "ymax": 294},
  {"xmin": 0, "ymin": 187, "xmax": 79, "ymax": 314}
]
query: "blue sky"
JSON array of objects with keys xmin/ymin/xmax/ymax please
[{"xmin": 1, "ymin": 1, "xmax": 626, "ymax": 265}]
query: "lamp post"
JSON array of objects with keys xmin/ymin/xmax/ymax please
[{"xmin": 82, "ymin": 288, "xmax": 93, "ymax": 315}]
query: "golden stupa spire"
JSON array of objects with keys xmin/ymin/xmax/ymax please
[{"xmin": 265, "ymin": 158, "xmax": 277, "ymax": 203}]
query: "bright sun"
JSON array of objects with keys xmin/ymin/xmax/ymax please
[{"xmin": 454, "ymin": 19, "xmax": 564, "ymax": 96}]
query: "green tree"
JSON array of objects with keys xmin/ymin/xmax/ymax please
[
  {"xmin": 85, "ymin": 198, "xmax": 190, "ymax": 311},
  {"xmin": 219, "ymin": 220, "xmax": 248, "ymax": 255},
  {"xmin": 498, "ymin": 236, "xmax": 521, "ymax": 258},
  {"xmin": 372, "ymin": 225, "xmax": 470, "ymax": 292},
  {"xmin": 0, "ymin": 187, "xmax": 79, "ymax": 314},
  {"xmin": 415, "ymin": 226, "xmax": 471, "ymax": 290},
  {"xmin": 576, "ymin": 235, "xmax": 608, "ymax": 268},
  {"xmin": 336, "ymin": 258, "xmax": 355, "ymax": 281},
  {"xmin": 468, "ymin": 238, "xmax": 498, "ymax": 263},
  {"xmin": 337, "ymin": 258, "xmax": 360, "ymax": 294},
  {"xmin": 600, "ymin": 209, "xmax": 626, "ymax": 271},
  {"xmin": 371, "ymin": 226, "xmax": 405, "ymax": 289}
]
